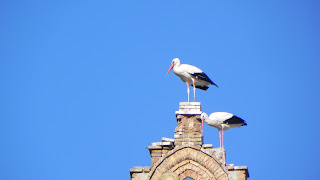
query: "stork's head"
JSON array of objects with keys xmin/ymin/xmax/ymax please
[
  {"xmin": 171, "ymin": 58, "xmax": 180, "ymax": 65},
  {"xmin": 200, "ymin": 113, "xmax": 208, "ymax": 131},
  {"xmin": 166, "ymin": 58, "xmax": 180, "ymax": 75}
]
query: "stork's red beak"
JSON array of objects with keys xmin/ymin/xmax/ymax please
[{"xmin": 166, "ymin": 64, "xmax": 174, "ymax": 75}]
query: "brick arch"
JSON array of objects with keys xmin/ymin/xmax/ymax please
[
  {"xmin": 172, "ymin": 160, "xmax": 214, "ymax": 179},
  {"xmin": 148, "ymin": 146, "xmax": 229, "ymax": 180},
  {"xmin": 179, "ymin": 169, "xmax": 204, "ymax": 180}
]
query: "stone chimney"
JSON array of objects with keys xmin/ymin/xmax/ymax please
[{"xmin": 174, "ymin": 102, "xmax": 203, "ymax": 146}]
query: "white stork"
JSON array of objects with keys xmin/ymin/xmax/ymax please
[
  {"xmin": 166, "ymin": 58, "xmax": 218, "ymax": 102},
  {"xmin": 201, "ymin": 112, "xmax": 247, "ymax": 148}
]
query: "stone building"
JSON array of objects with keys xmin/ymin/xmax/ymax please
[{"xmin": 130, "ymin": 102, "xmax": 249, "ymax": 180}]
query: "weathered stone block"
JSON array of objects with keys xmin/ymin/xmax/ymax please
[
  {"xmin": 202, "ymin": 144, "xmax": 213, "ymax": 148},
  {"xmin": 130, "ymin": 166, "xmax": 143, "ymax": 172},
  {"xmin": 160, "ymin": 172, "xmax": 179, "ymax": 180},
  {"xmin": 148, "ymin": 145, "xmax": 162, "ymax": 150},
  {"xmin": 151, "ymin": 142, "xmax": 173, "ymax": 147},
  {"xmin": 162, "ymin": 137, "xmax": 175, "ymax": 142}
]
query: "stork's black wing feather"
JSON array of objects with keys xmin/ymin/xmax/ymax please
[
  {"xmin": 224, "ymin": 115, "xmax": 247, "ymax": 126},
  {"xmin": 195, "ymin": 85, "xmax": 209, "ymax": 90},
  {"xmin": 190, "ymin": 72, "xmax": 218, "ymax": 87}
]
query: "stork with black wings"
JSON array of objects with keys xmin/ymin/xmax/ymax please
[
  {"xmin": 201, "ymin": 112, "xmax": 247, "ymax": 148},
  {"xmin": 166, "ymin": 58, "xmax": 218, "ymax": 102}
]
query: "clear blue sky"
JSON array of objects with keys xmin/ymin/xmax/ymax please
[{"xmin": 1, "ymin": 1, "xmax": 319, "ymax": 179}]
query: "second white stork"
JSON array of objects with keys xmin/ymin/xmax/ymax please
[
  {"xmin": 201, "ymin": 112, "xmax": 247, "ymax": 148},
  {"xmin": 166, "ymin": 58, "xmax": 218, "ymax": 102}
]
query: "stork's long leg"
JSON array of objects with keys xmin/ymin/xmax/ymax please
[
  {"xmin": 186, "ymin": 82, "xmax": 190, "ymax": 102},
  {"xmin": 222, "ymin": 126, "xmax": 225, "ymax": 148},
  {"xmin": 219, "ymin": 130, "xmax": 222, "ymax": 148},
  {"xmin": 192, "ymin": 79, "xmax": 196, "ymax": 102}
]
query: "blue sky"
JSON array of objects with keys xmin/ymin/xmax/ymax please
[{"xmin": 1, "ymin": 0, "xmax": 319, "ymax": 179}]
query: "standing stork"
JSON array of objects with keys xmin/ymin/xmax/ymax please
[
  {"xmin": 201, "ymin": 112, "xmax": 247, "ymax": 148},
  {"xmin": 166, "ymin": 58, "xmax": 218, "ymax": 102}
]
